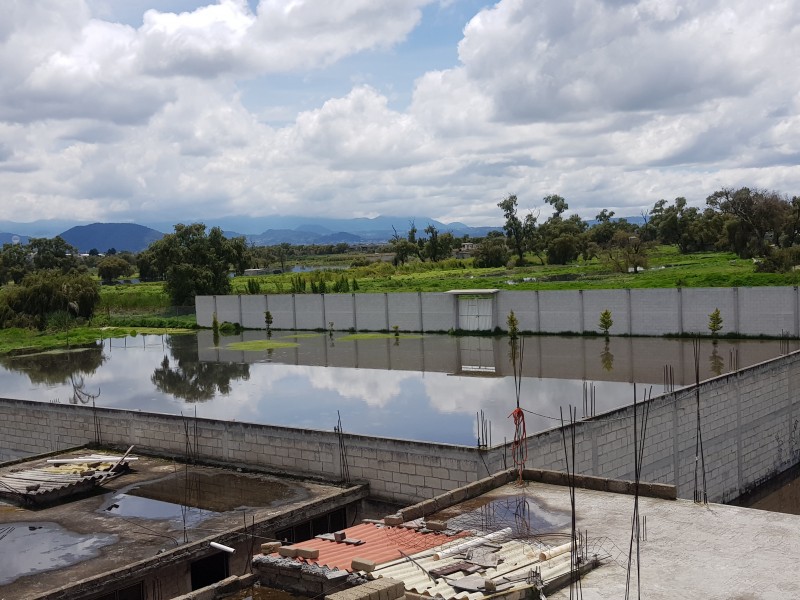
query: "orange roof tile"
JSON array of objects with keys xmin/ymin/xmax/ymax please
[{"xmin": 279, "ymin": 523, "xmax": 464, "ymax": 572}]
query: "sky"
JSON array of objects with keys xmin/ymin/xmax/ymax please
[{"xmin": 1, "ymin": 0, "xmax": 798, "ymax": 228}]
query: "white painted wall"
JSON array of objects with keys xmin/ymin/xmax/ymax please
[{"xmin": 198, "ymin": 286, "xmax": 800, "ymax": 337}]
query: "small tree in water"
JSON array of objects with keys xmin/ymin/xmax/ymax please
[
  {"xmin": 264, "ymin": 310, "xmax": 273, "ymax": 338},
  {"xmin": 599, "ymin": 309, "xmax": 613, "ymax": 338},
  {"xmin": 708, "ymin": 308, "xmax": 723, "ymax": 343}
]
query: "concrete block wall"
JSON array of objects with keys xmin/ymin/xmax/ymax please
[
  {"xmin": 630, "ymin": 288, "xmax": 680, "ymax": 336},
  {"xmin": 420, "ymin": 293, "xmax": 457, "ymax": 332},
  {"xmin": 582, "ymin": 289, "xmax": 630, "ymax": 335},
  {"xmin": 495, "ymin": 351, "xmax": 800, "ymax": 502},
  {"xmin": 198, "ymin": 286, "xmax": 800, "ymax": 337},
  {"xmin": 387, "ymin": 293, "xmax": 423, "ymax": 331},
  {"xmin": 353, "ymin": 294, "xmax": 389, "ymax": 331},
  {"xmin": 0, "ymin": 400, "xmax": 487, "ymax": 505},
  {"xmin": 325, "ymin": 294, "xmax": 357, "ymax": 331}
]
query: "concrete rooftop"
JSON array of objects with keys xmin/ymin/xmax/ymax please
[
  {"xmin": 422, "ymin": 481, "xmax": 800, "ymax": 599},
  {"xmin": 0, "ymin": 448, "xmax": 359, "ymax": 599}
]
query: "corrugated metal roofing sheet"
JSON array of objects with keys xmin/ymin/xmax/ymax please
[
  {"xmin": 280, "ymin": 523, "xmax": 464, "ymax": 572},
  {"xmin": 371, "ymin": 537, "xmax": 573, "ymax": 600}
]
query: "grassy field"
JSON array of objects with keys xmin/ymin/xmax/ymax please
[{"xmin": 232, "ymin": 246, "xmax": 800, "ymax": 294}]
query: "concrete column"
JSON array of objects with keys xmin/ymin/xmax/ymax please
[
  {"xmin": 794, "ymin": 286, "xmax": 799, "ymax": 338},
  {"xmin": 418, "ymin": 292, "xmax": 424, "ymax": 332},
  {"xmin": 384, "ymin": 293, "xmax": 390, "ymax": 331},
  {"xmin": 535, "ymin": 290, "xmax": 541, "ymax": 333},
  {"xmin": 322, "ymin": 293, "xmax": 327, "ymax": 330},
  {"xmin": 626, "ymin": 288, "xmax": 633, "ymax": 334},
  {"xmin": 677, "ymin": 288, "xmax": 684, "ymax": 335},
  {"xmin": 579, "ymin": 290, "xmax": 585, "ymax": 333},
  {"xmin": 733, "ymin": 287, "xmax": 740, "ymax": 335},
  {"xmin": 238, "ymin": 294, "xmax": 243, "ymax": 326},
  {"xmin": 352, "ymin": 293, "xmax": 358, "ymax": 331},
  {"xmin": 292, "ymin": 294, "xmax": 297, "ymax": 330}
]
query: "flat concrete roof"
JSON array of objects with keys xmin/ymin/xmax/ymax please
[
  {"xmin": 422, "ymin": 481, "xmax": 800, "ymax": 599},
  {"xmin": 0, "ymin": 449, "xmax": 361, "ymax": 599}
]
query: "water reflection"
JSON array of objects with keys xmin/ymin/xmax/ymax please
[
  {"xmin": 0, "ymin": 332, "xmax": 795, "ymax": 446},
  {"xmin": 0, "ymin": 343, "xmax": 105, "ymax": 386},
  {"xmin": 151, "ymin": 334, "xmax": 251, "ymax": 402},
  {"xmin": 0, "ymin": 522, "xmax": 116, "ymax": 585}
]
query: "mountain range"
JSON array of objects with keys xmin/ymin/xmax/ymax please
[{"xmin": 0, "ymin": 216, "xmax": 503, "ymax": 253}]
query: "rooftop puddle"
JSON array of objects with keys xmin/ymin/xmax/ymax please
[
  {"xmin": 431, "ymin": 494, "xmax": 570, "ymax": 536},
  {"xmin": 0, "ymin": 521, "xmax": 116, "ymax": 585},
  {"xmin": 131, "ymin": 471, "xmax": 298, "ymax": 512},
  {"xmin": 101, "ymin": 493, "xmax": 216, "ymax": 527},
  {"xmin": 100, "ymin": 470, "xmax": 299, "ymax": 526}
]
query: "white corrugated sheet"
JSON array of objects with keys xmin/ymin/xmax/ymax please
[{"xmin": 370, "ymin": 537, "xmax": 576, "ymax": 600}]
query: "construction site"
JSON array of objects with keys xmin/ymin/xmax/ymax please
[{"xmin": 2, "ymin": 289, "xmax": 800, "ymax": 598}]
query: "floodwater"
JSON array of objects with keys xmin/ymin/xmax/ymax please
[
  {"xmin": 0, "ymin": 332, "xmax": 794, "ymax": 448},
  {"xmin": 0, "ymin": 522, "xmax": 116, "ymax": 585}
]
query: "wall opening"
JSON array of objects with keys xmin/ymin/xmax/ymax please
[{"xmin": 191, "ymin": 552, "xmax": 229, "ymax": 591}]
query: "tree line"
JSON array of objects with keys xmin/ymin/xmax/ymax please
[
  {"xmin": 489, "ymin": 187, "xmax": 800, "ymax": 272},
  {"xmin": 2, "ymin": 186, "xmax": 798, "ymax": 330}
]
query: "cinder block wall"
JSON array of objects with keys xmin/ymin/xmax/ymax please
[{"xmin": 197, "ymin": 286, "xmax": 800, "ymax": 337}]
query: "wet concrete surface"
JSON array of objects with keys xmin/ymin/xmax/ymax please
[
  {"xmin": 0, "ymin": 449, "xmax": 354, "ymax": 599},
  {"xmin": 429, "ymin": 491, "xmax": 571, "ymax": 536},
  {"xmin": 0, "ymin": 522, "xmax": 116, "ymax": 586}
]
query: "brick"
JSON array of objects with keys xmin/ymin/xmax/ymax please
[
  {"xmin": 296, "ymin": 547, "xmax": 320, "ymax": 559},
  {"xmin": 278, "ymin": 546, "xmax": 299, "ymax": 558},
  {"xmin": 351, "ymin": 557, "xmax": 377, "ymax": 572},
  {"xmin": 261, "ymin": 542, "xmax": 281, "ymax": 554}
]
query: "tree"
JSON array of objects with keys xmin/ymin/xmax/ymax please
[
  {"xmin": 421, "ymin": 225, "xmax": 455, "ymax": 262},
  {"xmin": 390, "ymin": 223, "xmax": 422, "ymax": 266},
  {"xmin": 498, "ymin": 194, "xmax": 527, "ymax": 263},
  {"xmin": 97, "ymin": 256, "xmax": 134, "ymax": 283},
  {"xmin": 599, "ymin": 310, "xmax": 613, "ymax": 338},
  {"xmin": 708, "ymin": 308, "xmax": 723, "ymax": 340},
  {"xmin": 28, "ymin": 237, "xmax": 81, "ymax": 273},
  {"xmin": 146, "ymin": 223, "xmax": 249, "ymax": 305},
  {"xmin": 707, "ymin": 187, "xmax": 789, "ymax": 257},
  {"xmin": 602, "ymin": 231, "xmax": 649, "ymax": 273},
  {"xmin": 473, "ymin": 236, "xmax": 510, "ymax": 268},
  {"xmin": 0, "ymin": 242, "xmax": 31, "ymax": 284},
  {"xmin": 4, "ymin": 270, "xmax": 100, "ymax": 329}
]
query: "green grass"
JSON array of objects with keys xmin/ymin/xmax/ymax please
[
  {"xmin": 230, "ymin": 246, "xmax": 800, "ymax": 294},
  {"xmin": 226, "ymin": 340, "xmax": 299, "ymax": 351},
  {"xmin": 98, "ymin": 282, "xmax": 172, "ymax": 311}
]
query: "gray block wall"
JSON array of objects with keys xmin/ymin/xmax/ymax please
[{"xmin": 197, "ymin": 286, "xmax": 800, "ymax": 337}]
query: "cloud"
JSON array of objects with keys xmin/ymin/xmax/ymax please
[{"xmin": 0, "ymin": 0, "xmax": 798, "ymax": 225}]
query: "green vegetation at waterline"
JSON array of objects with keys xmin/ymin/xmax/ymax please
[{"xmin": 0, "ymin": 325, "xmax": 193, "ymax": 356}]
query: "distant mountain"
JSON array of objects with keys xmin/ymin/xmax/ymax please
[
  {"xmin": 0, "ymin": 215, "xmax": 507, "ymax": 251},
  {"xmin": 58, "ymin": 223, "xmax": 164, "ymax": 253},
  {"xmin": 143, "ymin": 215, "xmax": 502, "ymax": 239}
]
